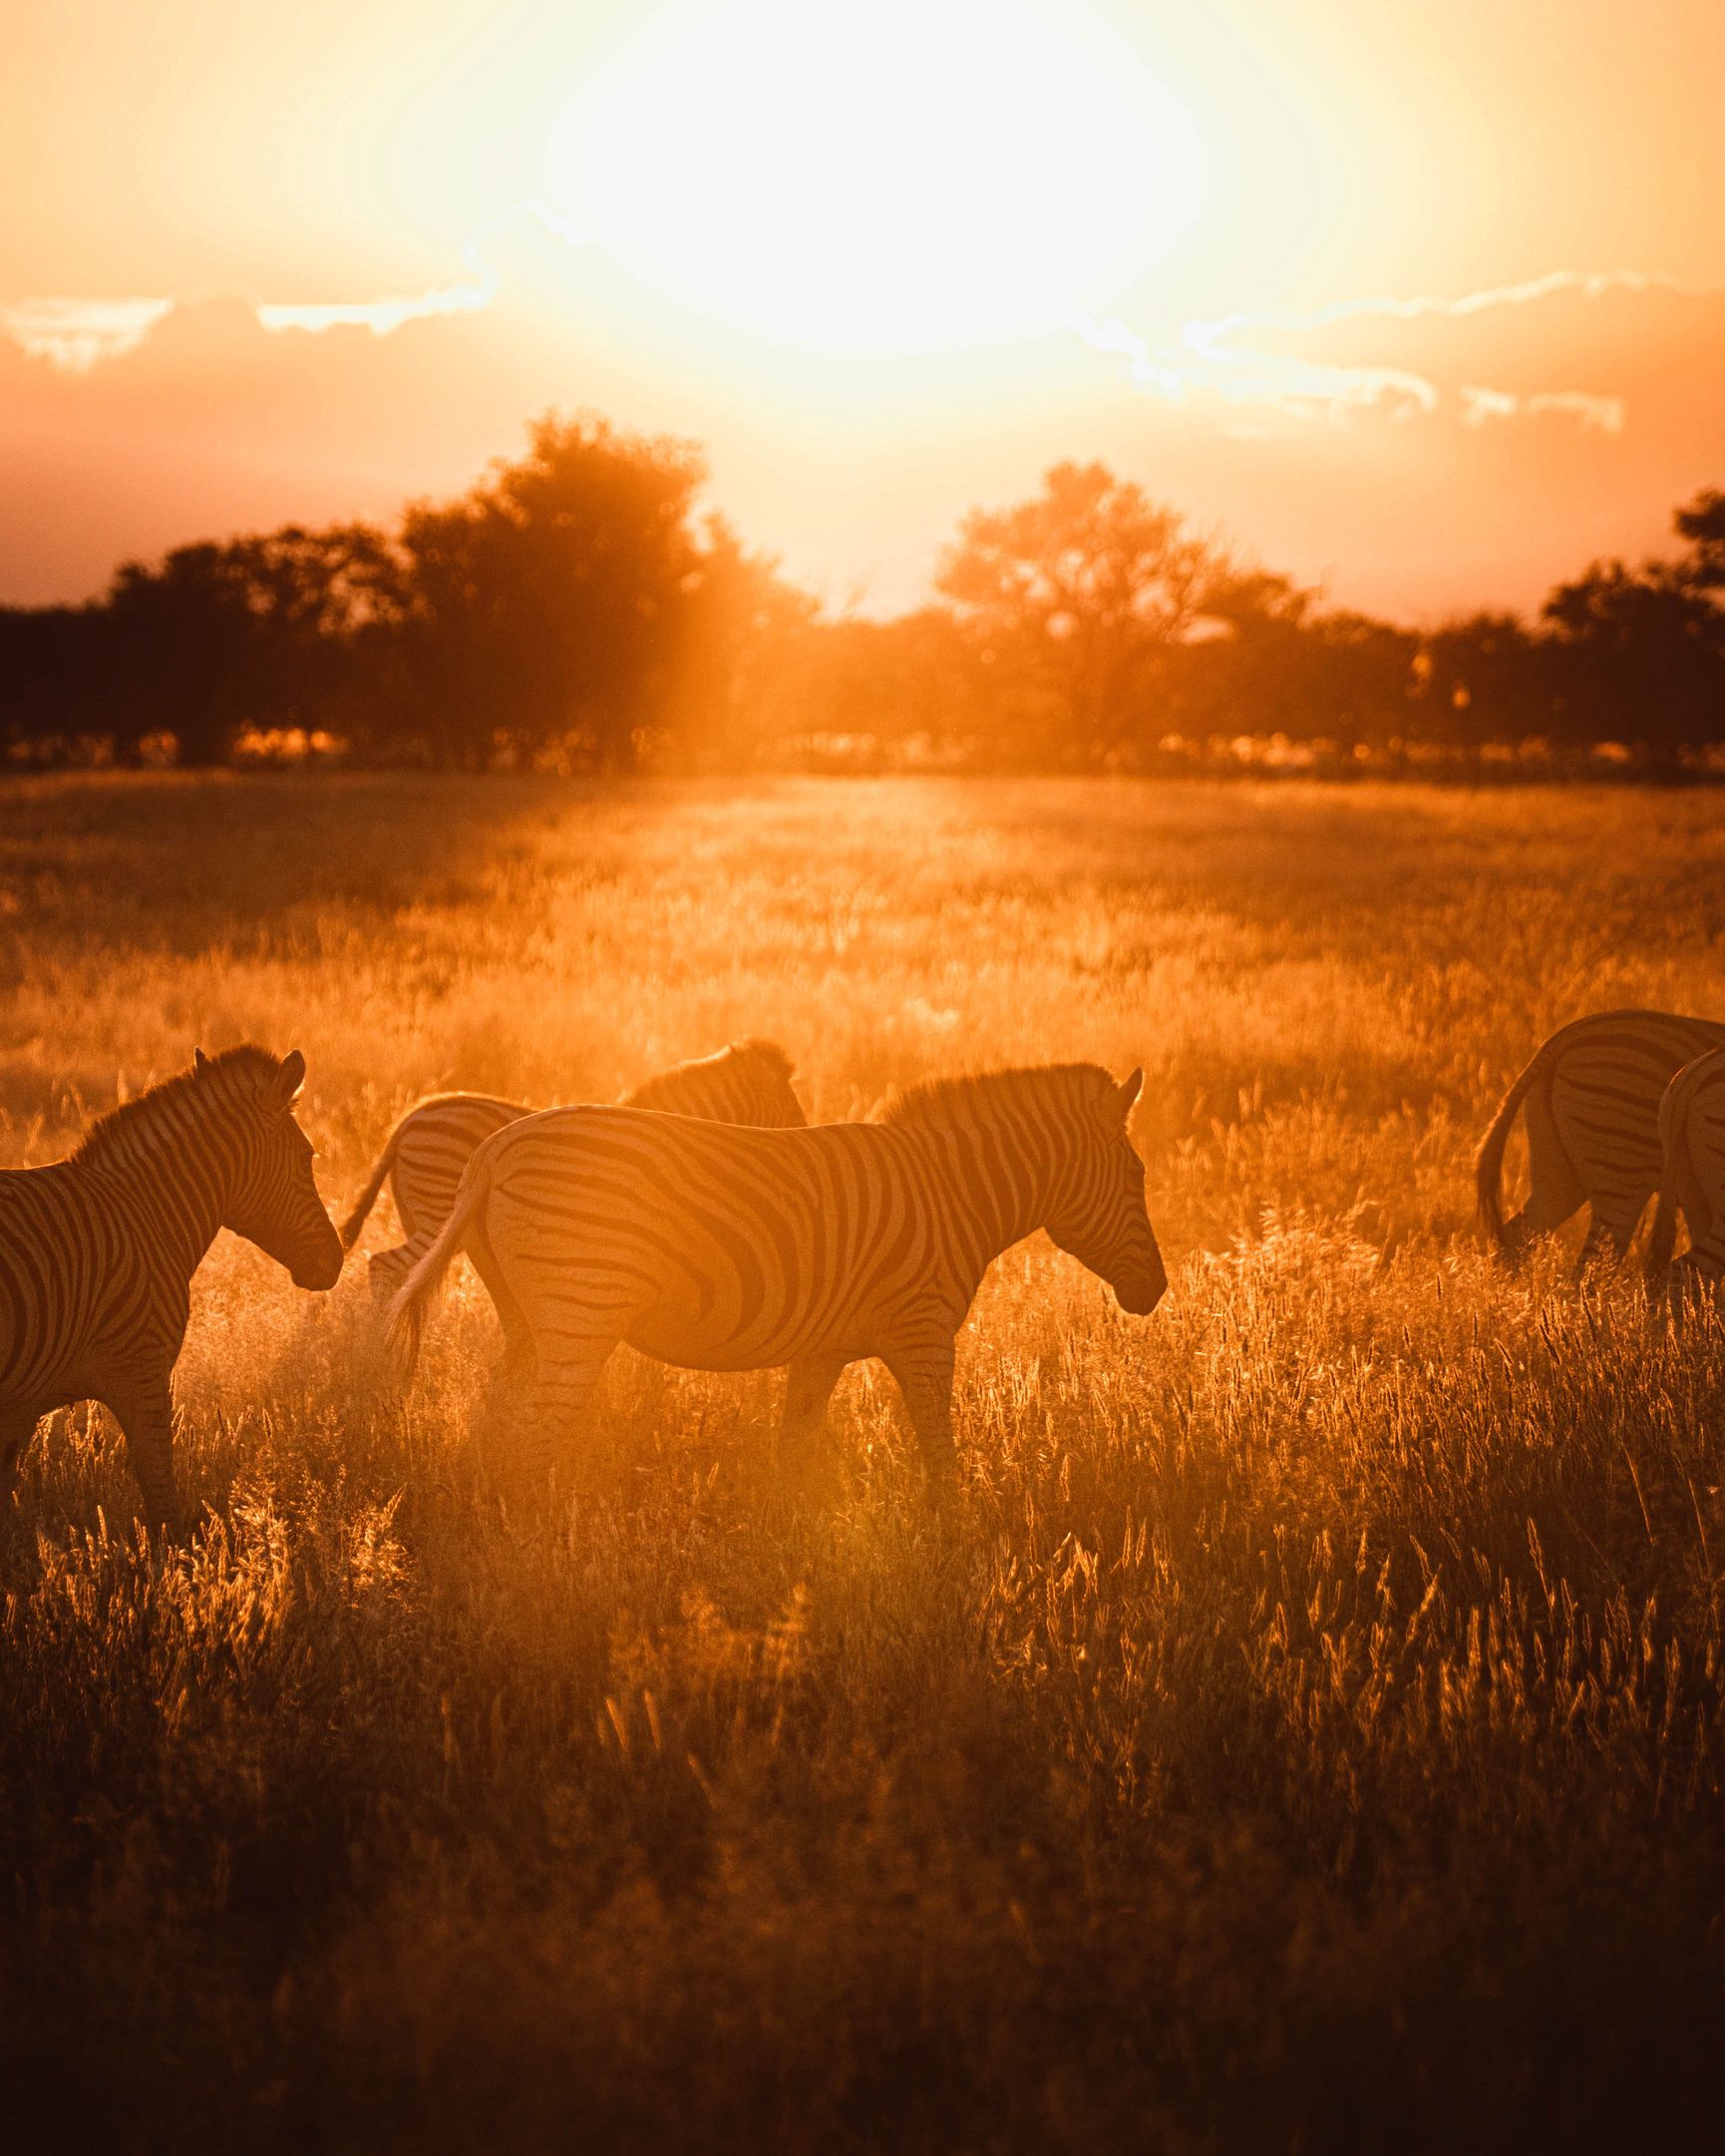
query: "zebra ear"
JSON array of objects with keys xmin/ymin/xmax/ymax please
[
  {"xmin": 1113, "ymin": 1068, "xmax": 1144, "ymax": 1121},
  {"xmin": 267, "ymin": 1049, "xmax": 307, "ymax": 1111},
  {"xmin": 194, "ymin": 1048, "xmax": 212, "ymax": 1076}
]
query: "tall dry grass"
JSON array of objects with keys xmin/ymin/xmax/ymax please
[{"xmin": 3, "ymin": 772, "xmax": 1725, "ymax": 2152}]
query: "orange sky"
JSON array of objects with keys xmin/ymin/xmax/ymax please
[{"xmin": 5, "ymin": 0, "xmax": 1724, "ymax": 618}]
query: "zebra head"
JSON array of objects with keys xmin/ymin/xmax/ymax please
[
  {"xmin": 729, "ymin": 1039, "xmax": 808, "ymax": 1128},
  {"xmin": 199, "ymin": 1047, "xmax": 345, "ymax": 1290},
  {"xmin": 623, "ymin": 1038, "xmax": 808, "ymax": 1129},
  {"xmin": 1043, "ymin": 1068, "xmax": 1168, "ymax": 1318}
]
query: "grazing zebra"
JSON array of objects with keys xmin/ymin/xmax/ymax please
[
  {"xmin": 1644, "ymin": 1047, "xmax": 1725, "ymax": 1291},
  {"xmin": 388, "ymin": 1062, "xmax": 1166, "ymax": 1500},
  {"xmin": 0, "ymin": 1045, "xmax": 343, "ymax": 1531},
  {"xmin": 1475, "ymin": 1009, "xmax": 1725, "ymax": 1269},
  {"xmin": 340, "ymin": 1040, "xmax": 805, "ymax": 1352}
]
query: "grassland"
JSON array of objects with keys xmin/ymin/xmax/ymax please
[{"xmin": 4, "ymin": 771, "xmax": 1725, "ymax": 2153}]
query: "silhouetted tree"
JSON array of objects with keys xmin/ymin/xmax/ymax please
[
  {"xmin": 1416, "ymin": 613, "xmax": 1552, "ymax": 751},
  {"xmin": 104, "ymin": 544, "xmax": 263, "ymax": 765},
  {"xmin": 0, "ymin": 603, "xmax": 111, "ymax": 759},
  {"xmin": 4, "ymin": 433, "xmax": 1721, "ymax": 775},
  {"xmin": 1543, "ymin": 560, "xmax": 1725, "ymax": 767},
  {"xmin": 1674, "ymin": 489, "xmax": 1725, "ymax": 588},
  {"xmin": 935, "ymin": 462, "xmax": 1227, "ymax": 764},
  {"xmin": 370, "ymin": 414, "xmax": 709, "ymax": 769},
  {"xmin": 1152, "ymin": 574, "xmax": 1422, "ymax": 756},
  {"xmin": 1158, "ymin": 569, "xmax": 1318, "ymax": 744},
  {"xmin": 223, "ymin": 524, "xmax": 393, "ymax": 743}
]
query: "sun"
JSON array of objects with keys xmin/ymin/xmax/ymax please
[{"xmin": 543, "ymin": 0, "xmax": 1208, "ymax": 354}]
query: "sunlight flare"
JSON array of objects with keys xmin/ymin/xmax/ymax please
[{"xmin": 543, "ymin": 0, "xmax": 1208, "ymax": 351}]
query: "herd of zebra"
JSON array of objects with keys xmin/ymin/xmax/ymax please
[{"xmin": 2, "ymin": 1007, "xmax": 1725, "ymax": 1533}]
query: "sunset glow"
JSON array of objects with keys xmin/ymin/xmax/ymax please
[
  {"xmin": 4, "ymin": 0, "xmax": 1725, "ymax": 621},
  {"xmin": 8, "ymin": 0, "xmax": 1725, "ymax": 2139},
  {"xmin": 543, "ymin": 0, "xmax": 1208, "ymax": 351}
]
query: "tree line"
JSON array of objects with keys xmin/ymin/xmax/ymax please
[{"xmin": 3, "ymin": 411, "xmax": 1722, "ymax": 774}]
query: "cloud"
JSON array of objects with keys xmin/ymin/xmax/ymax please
[
  {"xmin": 1072, "ymin": 312, "xmax": 1439, "ymax": 423},
  {"xmin": 255, "ymin": 284, "xmax": 492, "ymax": 337},
  {"xmin": 1235, "ymin": 265, "xmax": 1707, "ymax": 331},
  {"xmin": 1461, "ymin": 384, "xmax": 1626, "ymax": 434},
  {"xmin": 1, "ymin": 237, "xmax": 1721, "ymax": 625},
  {"xmin": 1, "ymin": 296, "xmax": 173, "ymax": 370},
  {"xmin": 7, "ymin": 201, "xmax": 585, "ymax": 360},
  {"xmin": 1077, "ymin": 267, "xmax": 1715, "ymax": 433}
]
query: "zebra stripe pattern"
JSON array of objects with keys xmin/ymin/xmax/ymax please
[
  {"xmin": 1475, "ymin": 1008, "xmax": 1725, "ymax": 1269},
  {"xmin": 0, "ymin": 1045, "xmax": 343, "ymax": 1530},
  {"xmin": 1645, "ymin": 1047, "xmax": 1725, "ymax": 1289},
  {"xmin": 388, "ymin": 1062, "xmax": 1165, "ymax": 1498},
  {"xmin": 341, "ymin": 1038, "xmax": 806, "ymax": 1328}
]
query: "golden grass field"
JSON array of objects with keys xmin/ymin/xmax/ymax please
[{"xmin": 4, "ymin": 771, "xmax": 1725, "ymax": 2153}]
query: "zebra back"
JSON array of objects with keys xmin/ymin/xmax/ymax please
[
  {"xmin": 341, "ymin": 1092, "xmax": 527, "ymax": 1249},
  {"xmin": 621, "ymin": 1039, "xmax": 804, "ymax": 1127}
]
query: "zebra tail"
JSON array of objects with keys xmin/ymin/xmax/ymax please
[
  {"xmin": 1645, "ymin": 1076, "xmax": 1693, "ymax": 1288},
  {"xmin": 386, "ymin": 1151, "xmax": 494, "ymax": 1375},
  {"xmin": 1473, "ymin": 1045, "xmax": 1550, "ymax": 1251},
  {"xmin": 340, "ymin": 1114, "xmax": 410, "ymax": 1250}
]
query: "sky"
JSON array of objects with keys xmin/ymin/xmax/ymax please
[{"xmin": 5, "ymin": 0, "xmax": 1724, "ymax": 620}]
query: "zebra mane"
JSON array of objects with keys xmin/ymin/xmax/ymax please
[
  {"xmin": 873, "ymin": 1063, "xmax": 1118, "ymax": 1129},
  {"xmin": 73, "ymin": 1045, "xmax": 287, "ymax": 1165}
]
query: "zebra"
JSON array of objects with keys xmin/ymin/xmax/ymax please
[
  {"xmin": 1644, "ymin": 1047, "xmax": 1725, "ymax": 1292},
  {"xmin": 387, "ymin": 1062, "xmax": 1166, "ymax": 1501},
  {"xmin": 0, "ymin": 1045, "xmax": 343, "ymax": 1532},
  {"xmin": 339, "ymin": 1039, "xmax": 805, "ymax": 1358},
  {"xmin": 1475, "ymin": 1009, "xmax": 1725, "ymax": 1269}
]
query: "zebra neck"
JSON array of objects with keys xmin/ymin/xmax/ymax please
[
  {"xmin": 931, "ymin": 1124, "xmax": 1063, "ymax": 1277},
  {"xmin": 80, "ymin": 1107, "xmax": 234, "ymax": 1277}
]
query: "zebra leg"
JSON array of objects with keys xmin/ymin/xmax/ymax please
[
  {"xmin": 1499, "ymin": 1185, "xmax": 1588, "ymax": 1268},
  {"xmin": 1574, "ymin": 1194, "xmax": 1651, "ymax": 1279},
  {"xmin": 882, "ymin": 1340, "xmax": 959, "ymax": 1503},
  {"xmin": 1676, "ymin": 1240, "xmax": 1725, "ymax": 1324},
  {"xmin": 518, "ymin": 1346, "xmax": 618, "ymax": 1500},
  {"xmin": 367, "ymin": 1247, "xmax": 413, "ymax": 1308},
  {"xmin": 467, "ymin": 1219, "xmax": 534, "ymax": 1378},
  {"xmin": 779, "ymin": 1356, "xmax": 847, "ymax": 1501},
  {"xmin": 104, "ymin": 1375, "xmax": 186, "ymax": 1537}
]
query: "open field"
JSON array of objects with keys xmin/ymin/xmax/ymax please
[{"xmin": 4, "ymin": 772, "xmax": 1725, "ymax": 2152}]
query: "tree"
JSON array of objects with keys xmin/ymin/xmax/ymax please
[
  {"xmin": 1414, "ymin": 613, "xmax": 1550, "ymax": 751},
  {"xmin": 0, "ymin": 603, "xmax": 109, "ymax": 759},
  {"xmin": 1674, "ymin": 489, "xmax": 1725, "ymax": 589},
  {"xmin": 775, "ymin": 607, "xmax": 987, "ymax": 767},
  {"xmin": 1542, "ymin": 559, "xmax": 1725, "ymax": 765},
  {"xmin": 221, "ymin": 524, "xmax": 393, "ymax": 745},
  {"xmin": 99, "ymin": 526, "xmax": 390, "ymax": 764},
  {"xmin": 105, "ymin": 543, "xmax": 262, "ymax": 766},
  {"xmin": 663, "ymin": 515, "xmax": 822, "ymax": 768},
  {"xmin": 371, "ymin": 414, "xmax": 710, "ymax": 769},
  {"xmin": 935, "ymin": 462, "xmax": 1227, "ymax": 764}
]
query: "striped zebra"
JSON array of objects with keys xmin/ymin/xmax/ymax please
[
  {"xmin": 0, "ymin": 1045, "xmax": 343, "ymax": 1531},
  {"xmin": 340, "ymin": 1040, "xmax": 805, "ymax": 1355},
  {"xmin": 1475, "ymin": 1009, "xmax": 1725, "ymax": 1269},
  {"xmin": 1644, "ymin": 1047, "xmax": 1725, "ymax": 1290},
  {"xmin": 388, "ymin": 1062, "xmax": 1165, "ymax": 1500}
]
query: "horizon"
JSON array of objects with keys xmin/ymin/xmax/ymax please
[{"xmin": 6, "ymin": 0, "xmax": 1724, "ymax": 623}]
